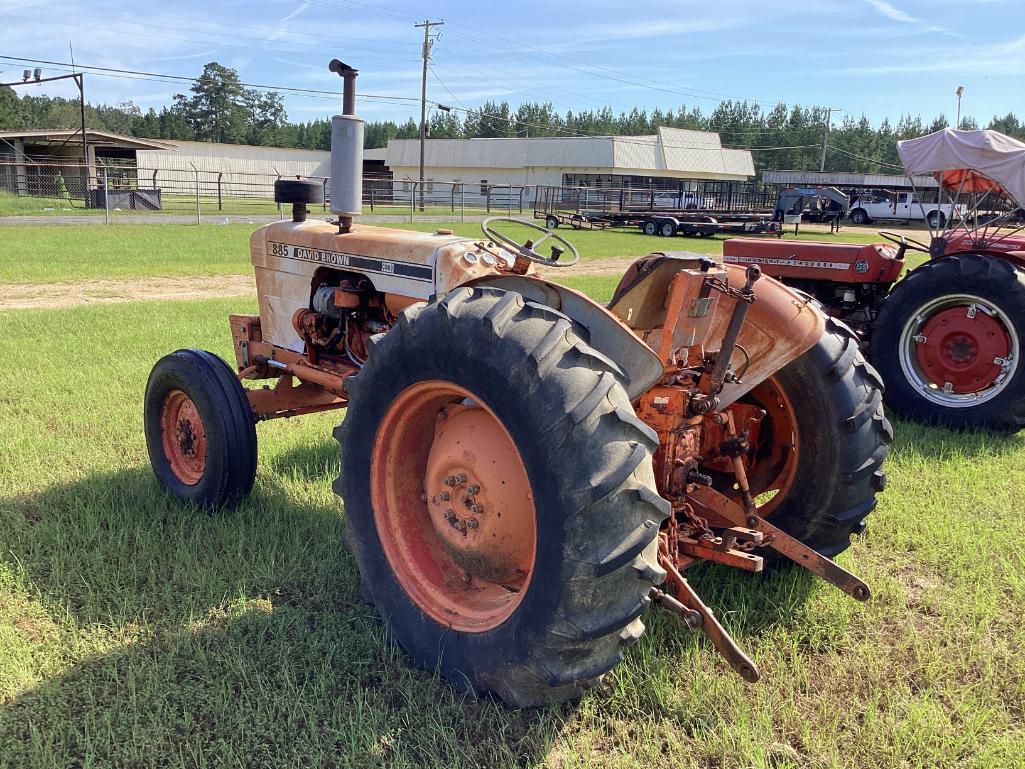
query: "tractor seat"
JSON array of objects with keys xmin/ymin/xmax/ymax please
[{"xmin": 607, "ymin": 252, "xmax": 721, "ymax": 331}]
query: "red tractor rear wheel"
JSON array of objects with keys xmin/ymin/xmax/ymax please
[{"xmin": 871, "ymin": 254, "xmax": 1025, "ymax": 431}]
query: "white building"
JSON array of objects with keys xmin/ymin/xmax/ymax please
[{"xmin": 367, "ymin": 127, "xmax": 755, "ymax": 198}]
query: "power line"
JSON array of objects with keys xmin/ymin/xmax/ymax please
[
  {"xmin": 826, "ymin": 145, "xmax": 905, "ymax": 170},
  {"xmin": 1, "ymin": 56, "xmax": 827, "ymax": 154},
  {"xmin": 0, "ymin": 56, "xmax": 422, "ymax": 104},
  {"xmin": 297, "ymin": 0, "xmax": 791, "ymax": 108}
]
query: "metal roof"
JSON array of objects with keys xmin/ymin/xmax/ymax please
[
  {"xmin": 382, "ymin": 129, "xmax": 754, "ymax": 179},
  {"xmin": 762, "ymin": 169, "xmax": 939, "ymax": 189},
  {"xmin": 0, "ymin": 129, "xmax": 173, "ymax": 150}
]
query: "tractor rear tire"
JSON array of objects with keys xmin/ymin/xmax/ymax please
[
  {"xmin": 869, "ymin": 254, "xmax": 1025, "ymax": 431},
  {"xmin": 335, "ymin": 287, "xmax": 669, "ymax": 707},
  {"xmin": 755, "ymin": 317, "xmax": 891, "ymax": 557},
  {"xmin": 144, "ymin": 349, "xmax": 257, "ymax": 510}
]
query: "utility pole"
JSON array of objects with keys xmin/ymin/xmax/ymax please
[
  {"xmin": 955, "ymin": 85, "xmax": 964, "ymax": 129},
  {"xmin": 415, "ymin": 18, "xmax": 443, "ymax": 211},
  {"xmin": 819, "ymin": 107, "xmax": 841, "ymax": 172}
]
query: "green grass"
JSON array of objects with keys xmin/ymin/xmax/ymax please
[
  {"xmin": 0, "ymin": 220, "xmax": 899, "ymax": 285},
  {"xmin": 1, "ymin": 279, "xmax": 1024, "ymax": 766}
]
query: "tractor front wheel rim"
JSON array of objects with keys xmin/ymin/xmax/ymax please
[
  {"xmin": 899, "ymin": 294, "xmax": 1018, "ymax": 408},
  {"xmin": 159, "ymin": 389, "xmax": 207, "ymax": 485},
  {"xmin": 370, "ymin": 381, "xmax": 536, "ymax": 632}
]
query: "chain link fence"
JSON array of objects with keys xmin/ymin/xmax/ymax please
[{"xmin": 0, "ymin": 158, "xmax": 528, "ymax": 223}]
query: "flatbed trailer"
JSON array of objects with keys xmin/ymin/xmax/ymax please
[{"xmin": 534, "ymin": 183, "xmax": 782, "ymax": 237}]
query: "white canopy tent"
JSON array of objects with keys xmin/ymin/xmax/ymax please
[{"xmin": 897, "ymin": 129, "xmax": 1025, "ymax": 209}]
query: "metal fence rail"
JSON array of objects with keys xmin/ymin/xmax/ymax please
[{"xmin": 0, "ymin": 158, "xmax": 528, "ymax": 223}]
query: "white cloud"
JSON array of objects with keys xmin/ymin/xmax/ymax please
[{"xmin": 864, "ymin": 0, "xmax": 918, "ymax": 23}]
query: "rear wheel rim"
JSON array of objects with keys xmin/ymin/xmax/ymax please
[
  {"xmin": 898, "ymin": 293, "xmax": 1018, "ymax": 407},
  {"xmin": 159, "ymin": 389, "xmax": 207, "ymax": 485},
  {"xmin": 735, "ymin": 376, "xmax": 800, "ymax": 518},
  {"xmin": 370, "ymin": 380, "xmax": 536, "ymax": 632}
]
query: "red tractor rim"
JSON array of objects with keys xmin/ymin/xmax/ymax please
[
  {"xmin": 742, "ymin": 376, "xmax": 800, "ymax": 518},
  {"xmin": 900, "ymin": 294, "xmax": 1018, "ymax": 407},
  {"xmin": 159, "ymin": 389, "xmax": 207, "ymax": 485},
  {"xmin": 370, "ymin": 381, "xmax": 537, "ymax": 632}
]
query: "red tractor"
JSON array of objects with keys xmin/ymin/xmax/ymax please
[{"xmin": 724, "ymin": 129, "xmax": 1025, "ymax": 431}]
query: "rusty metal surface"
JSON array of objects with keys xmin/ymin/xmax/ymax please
[
  {"xmin": 709, "ymin": 264, "xmax": 826, "ymax": 408},
  {"xmin": 658, "ymin": 538, "xmax": 761, "ymax": 683},
  {"xmin": 688, "ymin": 485, "xmax": 871, "ymax": 601},
  {"xmin": 245, "ymin": 376, "xmax": 345, "ymax": 421},
  {"xmin": 470, "ymin": 274, "xmax": 665, "ymax": 399}
]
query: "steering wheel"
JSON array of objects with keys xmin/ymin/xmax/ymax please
[
  {"xmin": 878, "ymin": 230, "xmax": 931, "ymax": 253},
  {"xmin": 481, "ymin": 217, "xmax": 580, "ymax": 267}
]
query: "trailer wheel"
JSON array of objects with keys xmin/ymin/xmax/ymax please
[
  {"xmin": 335, "ymin": 288, "xmax": 669, "ymax": 706},
  {"xmin": 870, "ymin": 254, "xmax": 1025, "ymax": 431},
  {"xmin": 545, "ymin": 215, "xmax": 559, "ymax": 229},
  {"xmin": 642, "ymin": 219, "xmax": 658, "ymax": 236},
  {"xmin": 850, "ymin": 208, "xmax": 870, "ymax": 225},
  {"xmin": 659, "ymin": 220, "xmax": 677, "ymax": 237},
  {"xmin": 144, "ymin": 349, "xmax": 257, "ymax": 510},
  {"xmin": 733, "ymin": 317, "xmax": 891, "ymax": 556}
]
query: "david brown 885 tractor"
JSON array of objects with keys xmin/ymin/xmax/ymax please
[
  {"xmin": 144, "ymin": 62, "xmax": 890, "ymax": 706},
  {"xmin": 725, "ymin": 128, "xmax": 1025, "ymax": 432}
]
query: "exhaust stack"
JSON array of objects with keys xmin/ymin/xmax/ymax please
[{"xmin": 328, "ymin": 59, "xmax": 363, "ymax": 233}]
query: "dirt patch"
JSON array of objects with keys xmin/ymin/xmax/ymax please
[
  {"xmin": 0, "ymin": 274, "xmax": 256, "ymax": 310},
  {"xmin": 1, "ymin": 260, "xmax": 643, "ymax": 312},
  {"xmin": 538, "ymin": 257, "xmax": 639, "ymax": 280}
]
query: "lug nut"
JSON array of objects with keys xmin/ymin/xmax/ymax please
[
  {"xmin": 467, "ymin": 518, "xmax": 479, "ymax": 529},
  {"xmin": 471, "ymin": 504, "xmax": 483, "ymax": 514},
  {"xmin": 455, "ymin": 473, "xmax": 467, "ymax": 484},
  {"xmin": 467, "ymin": 484, "xmax": 480, "ymax": 494},
  {"xmin": 439, "ymin": 491, "xmax": 451, "ymax": 501},
  {"xmin": 444, "ymin": 509, "xmax": 456, "ymax": 520},
  {"xmin": 443, "ymin": 476, "xmax": 456, "ymax": 486}
]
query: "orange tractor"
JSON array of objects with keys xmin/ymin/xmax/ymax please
[{"xmin": 144, "ymin": 62, "xmax": 890, "ymax": 706}]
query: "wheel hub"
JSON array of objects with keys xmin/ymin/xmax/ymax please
[
  {"xmin": 915, "ymin": 305, "xmax": 1010, "ymax": 393},
  {"xmin": 370, "ymin": 381, "xmax": 536, "ymax": 632},
  {"xmin": 159, "ymin": 389, "xmax": 207, "ymax": 485},
  {"xmin": 425, "ymin": 404, "xmax": 533, "ymax": 587}
]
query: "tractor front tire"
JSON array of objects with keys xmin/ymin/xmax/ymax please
[
  {"xmin": 751, "ymin": 317, "xmax": 891, "ymax": 557},
  {"xmin": 144, "ymin": 349, "xmax": 257, "ymax": 510},
  {"xmin": 335, "ymin": 287, "xmax": 669, "ymax": 707},
  {"xmin": 870, "ymin": 254, "xmax": 1025, "ymax": 431}
]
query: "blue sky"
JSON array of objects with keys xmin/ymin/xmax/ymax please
[{"xmin": 1, "ymin": 0, "xmax": 1022, "ymax": 131}]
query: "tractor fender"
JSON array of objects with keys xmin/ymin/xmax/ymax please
[
  {"xmin": 468, "ymin": 275, "xmax": 664, "ymax": 400},
  {"xmin": 712, "ymin": 265, "xmax": 828, "ymax": 408}
]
